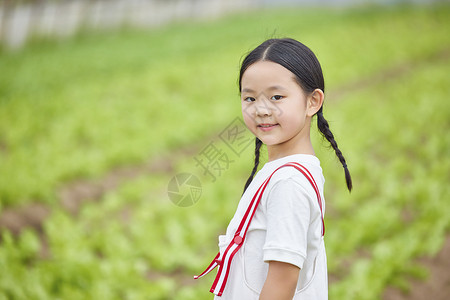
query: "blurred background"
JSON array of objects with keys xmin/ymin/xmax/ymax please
[{"xmin": 0, "ymin": 0, "xmax": 449, "ymax": 299}]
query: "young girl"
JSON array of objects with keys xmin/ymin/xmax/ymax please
[{"xmin": 195, "ymin": 38, "xmax": 352, "ymax": 299}]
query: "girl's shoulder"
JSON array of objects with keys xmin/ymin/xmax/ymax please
[
  {"xmin": 268, "ymin": 165, "xmax": 319, "ymax": 189},
  {"xmin": 264, "ymin": 155, "xmax": 322, "ymax": 182},
  {"xmin": 262, "ymin": 158, "xmax": 324, "ymax": 198}
]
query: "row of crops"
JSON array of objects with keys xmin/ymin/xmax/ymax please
[{"xmin": 0, "ymin": 4, "xmax": 449, "ymax": 300}]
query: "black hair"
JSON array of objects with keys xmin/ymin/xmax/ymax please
[{"xmin": 240, "ymin": 38, "xmax": 352, "ymax": 193}]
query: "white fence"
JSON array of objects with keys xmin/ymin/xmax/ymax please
[{"xmin": 0, "ymin": 0, "xmax": 259, "ymax": 50}]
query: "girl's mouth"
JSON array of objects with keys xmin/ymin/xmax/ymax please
[{"xmin": 257, "ymin": 123, "xmax": 278, "ymax": 132}]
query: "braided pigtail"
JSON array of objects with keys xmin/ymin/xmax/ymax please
[
  {"xmin": 317, "ymin": 108, "xmax": 353, "ymax": 191},
  {"xmin": 242, "ymin": 138, "xmax": 263, "ymax": 194}
]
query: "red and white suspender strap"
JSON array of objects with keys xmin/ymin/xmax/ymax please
[{"xmin": 194, "ymin": 162, "xmax": 324, "ymax": 296}]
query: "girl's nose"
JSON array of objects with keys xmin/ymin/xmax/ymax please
[{"xmin": 255, "ymin": 101, "xmax": 272, "ymax": 117}]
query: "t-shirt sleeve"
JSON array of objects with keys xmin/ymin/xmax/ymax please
[{"xmin": 263, "ymin": 177, "xmax": 311, "ymax": 269}]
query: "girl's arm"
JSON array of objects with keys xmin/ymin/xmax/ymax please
[{"xmin": 259, "ymin": 261, "xmax": 300, "ymax": 300}]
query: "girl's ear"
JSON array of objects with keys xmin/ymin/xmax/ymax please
[{"xmin": 307, "ymin": 89, "xmax": 324, "ymax": 117}]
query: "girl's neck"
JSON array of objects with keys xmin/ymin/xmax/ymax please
[{"xmin": 267, "ymin": 134, "xmax": 315, "ymax": 162}]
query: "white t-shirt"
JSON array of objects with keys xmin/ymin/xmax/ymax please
[{"xmin": 214, "ymin": 154, "xmax": 328, "ymax": 299}]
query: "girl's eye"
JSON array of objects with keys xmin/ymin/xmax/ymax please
[
  {"xmin": 271, "ymin": 95, "xmax": 283, "ymax": 101},
  {"xmin": 243, "ymin": 97, "xmax": 255, "ymax": 102}
]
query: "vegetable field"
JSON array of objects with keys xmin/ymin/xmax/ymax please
[{"xmin": 0, "ymin": 4, "xmax": 449, "ymax": 300}]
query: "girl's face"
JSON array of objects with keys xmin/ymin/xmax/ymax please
[{"xmin": 241, "ymin": 61, "xmax": 319, "ymax": 158}]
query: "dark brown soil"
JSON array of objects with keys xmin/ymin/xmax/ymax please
[
  {"xmin": 0, "ymin": 203, "xmax": 50, "ymax": 235},
  {"xmin": 0, "ymin": 142, "xmax": 200, "ymax": 235}
]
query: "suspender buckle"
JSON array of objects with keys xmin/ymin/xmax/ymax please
[{"xmin": 233, "ymin": 235, "xmax": 243, "ymax": 245}]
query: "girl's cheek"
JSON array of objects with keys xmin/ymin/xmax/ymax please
[
  {"xmin": 242, "ymin": 109, "xmax": 255, "ymax": 130},
  {"xmin": 242, "ymin": 101, "xmax": 257, "ymax": 117},
  {"xmin": 242, "ymin": 114, "xmax": 252, "ymax": 129}
]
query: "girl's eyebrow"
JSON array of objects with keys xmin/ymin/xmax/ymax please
[
  {"xmin": 241, "ymin": 88, "xmax": 255, "ymax": 93},
  {"xmin": 241, "ymin": 85, "xmax": 287, "ymax": 93},
  {"xmin": 267, "ymin": 85, "xmax": 288, "ymax": 91}
]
